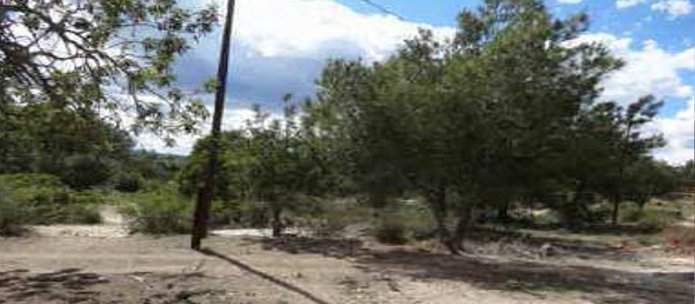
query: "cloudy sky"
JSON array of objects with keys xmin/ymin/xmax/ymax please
[{"xmin": 139, "ymin": 0, "xmax": 694, "ymax": 165}]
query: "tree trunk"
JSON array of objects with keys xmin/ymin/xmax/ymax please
[
  {"xmin": 572, "ymin": 182, "xmax": 591, "ymax": 222},
  {"xmin": 271, "ymin": 207, "xmax": 283, "ymax": 237},
  {"xmin": 452, "ymin": 205, "xmax": 474, "ymax": 252},
  {"xmin": 497, "ymin": 202, "xmax": 509, "ymax": 222},
  {"xmin": 191, "ymin": 0, "xmax": 236, "ymax": 250},
  {"xmin": 611, "ymin": 198, "xmax": 620, "ymax": 226},
  {"xmin": 426, "ymin": 186, "xmax": 457, "ymax": 254}
]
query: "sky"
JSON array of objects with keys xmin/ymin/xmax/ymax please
[{"xmin": 139, "ymin": 0, "xmax": 695, "ymax": 165}]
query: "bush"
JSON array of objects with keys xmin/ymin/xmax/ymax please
[
  {"xmin": 374, "ymin": 220, "xmax": 408, "ymax": 245},
  {"xmin": 619, "ymin": 203, "xmax": 643, "ymax": 223},
  {"xmin": 620, "ymin": 201, "xmax": 681, "ymax": 231},
  {"xmin": 60, "ymin": 154, "xmax": 112, "ymax": 190},
  {"xmin": 0, "ymin": 174, "xmax": 103, "ymax": 225},
  {"xmin": 0, "ymin": 173, "xmax": 62, "ymax": 189},
  {"xmin": 312, "ymin": 210, "xmax": 352, "ymax": 238},
  {"xmin": 121, "ymin": 187, "xmax": 191, "ymax": 234},
  {"xmin": 638, "ymin": 209, "xmax": 680, "ymax": 231},
  {"xmin": 70, "ymin": 191, "xmax": 107, "ymax": 205},
  {"xmin": 113, "ymin": 173, "xmax": 143, "ymax": 193},
  {"xmin": 0, "ymin": 188, "xmax": 26, "ymax": 236}
]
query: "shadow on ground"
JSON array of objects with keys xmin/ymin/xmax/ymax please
[
  {"xmin": 253, "ymin": 236, "xmax": 694, "ymax": 304},
  {"xmin": 0, "ymin": 268, "xmax": 107, "ymax": 303},
  {"xmin": 356, "ymin": 249, "xmax": 693, "ymax": 303},
  {"xmin": 259, "ymin": 237, "xmax": 364, "ymax": 259},
  {"xmin": 200, "ymin": 248, "xmax": 332, "ymax": 304}
]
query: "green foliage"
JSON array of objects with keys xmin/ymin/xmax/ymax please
[
  {"xmin": 113, "ymin": 172, "xmax": 144, "ymax": 193},
  {"xmin": 620, "ymin": 202, "xmax": 683, "ymax": 231},
  {"xmin": 0, "ymin": 174, "xmax": 62, "ymax": 189},
  {"xmin": 181, "ymin": 98, "xmax": 335, "ymax": 235},
  {"xmin": 0, "ymin": 174, "xmax": 103, "ymax": 226},
  {"xmin": 1, "ymin": 1, "xmax": 218, "ymax": 139},
  {"xmin": 618, "ymin": 203, "xmax": 644, "ymax": 223},
  {"xmin": 60, "ymin": 154, "xmax": 113, "ymax": 190},
  {"xmin": 121, "ymin": 185, "xmax": 191, "ymax": 234},
  {"xmin": 0, "ymin": 188, "xmax": 26, "ymax": 236},
  {"xmin": 374, "ymin": 220, "xmax": 408, "ymax": 245},
  {"xmin": 680, "ymin": 160, "xmax": 695, "ymax": 180},
  {"xmin": 0, "ymin": 104, "xmax": 135, "ymax": 192},
  {"xmin": 304, "ymin": 0, "xmax": 668, "ymax": 251}
]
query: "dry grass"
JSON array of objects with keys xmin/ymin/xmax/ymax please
[{"xmin": 662, "ymin": 225, "xmax": 695, "ymax": 254}]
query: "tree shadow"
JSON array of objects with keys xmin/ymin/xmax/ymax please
[
  {"xmin": 258, "ymin": 236, "xmax": 364, "ymax": 259},
  {"xmin": 247, "ymin": 235, "xmax": 694, "ymax": 302},
  {"xmin": 352, "ymin": 248, "xmax": 694, "ymax": 304},
  {"xmin": 0, "ymin": 268, "xmax": 108, "ymax": 303},
  {"xmin": 199, "ymin": 248, "xmax": 332, "ymax": 304},
  {"xmin": 467, "ymin": 227, "xmax": 640, "ymax": 261},
  {"xmin": 510, "ymin": 222, "xmax": 662, "ymax": 235}
]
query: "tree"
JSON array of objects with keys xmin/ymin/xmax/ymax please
[
  {"xmin": 1, "ymin": 0, "xmax": 217, "ymax": 142},
  {"xmin": 587, "ymin": 96, "xmax": 665, "ymax": 225},
  {"xmin": 306, "ymin": 0, "xmax": 644, "ymax": 254},
  {"xmin": 0, "ymin": 102, "xmax": 135, "ymax": 189},
  {"xmin": 624, "ymin": 158, "xmax": 680, "ymax": 209},
  {"xmin": 183, "ymin": 98, "xmax": 328, "ymax": 237}
]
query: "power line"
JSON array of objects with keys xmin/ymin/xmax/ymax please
[{"xmin": 356, "ymin": 0, "xmax": 406, "ymax": 21}]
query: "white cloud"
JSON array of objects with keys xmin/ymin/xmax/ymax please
[
  {"xmin": 140, "ymin": 0, "xmax": 455, "ymax": 155},
  {"xmin": 616, "ymin": 0, "xmax": 694, "ymax": 18},
  {"xmin": 143, "ymin": 1, "xmax": 693, "ymax": 164},
  {"xmin": 616, "ymin": 0, "xmax": 646, "ymax": 9},
  {"xmin": 651, "ymin": 0, "xmax": 694, "ymax": 18},
  {"xmin": 651, "ymin": 99, "xmax": 694, "ymax": 164},
  {"xmin": 558, "ymin": 0, "xmax": 583, "ymax": 4},
  {"xmin": 226, "ymin": 0, "xmax": 454, "ymax": 62},
  {"xmin": 135, "ymin": 106, "xmax": 273, "ymax": 155},
  {"xmin": 569, "ymin": 33, "xmax": 694, "ymax": 163},
  {"xmin": 573, "ymin": 33, "xmax": 694, "ymax": 106}
]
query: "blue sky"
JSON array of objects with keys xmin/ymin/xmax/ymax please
[
  {"xmin": 143, "ymin": 0, "xmax": 694, "ymax": 164},
  {"xmin": 338, "ymin": 0, "xmax": 695, "ymax": 114}
]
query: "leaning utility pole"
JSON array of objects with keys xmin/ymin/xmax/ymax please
[{"xmin": 191, "ymin": 0, "xmax": 236, "ymax": 250}]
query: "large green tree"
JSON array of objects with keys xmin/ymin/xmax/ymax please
[{"xmin": 305, "ymin": 0, "xmax": 660, "ymax": 253}]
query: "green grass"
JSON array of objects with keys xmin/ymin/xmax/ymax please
[
  {"xmin": 0, "ymin": 174, "xmax": 104, "ymax": 233},
  {"xmin": 119, "ymin": 184, "xmax": 191, "ymax": 234}
]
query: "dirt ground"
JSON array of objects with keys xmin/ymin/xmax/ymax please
[
  {"xmin": 1, "ymin": 205, "xmax": 694, "ymax": 304},
  {"xmin": 0, "ymin": 229, "xmax": 693, "ymax": 304}
]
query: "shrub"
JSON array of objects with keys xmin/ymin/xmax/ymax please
[
  {"xmin": 638, "ymin": 208, "xmax": 680, "ymax": 231},
  {"xmin": 620, "ymin": 201, "xmax": 681, "ymax": 231},
  {"xmin": 374, "ymin": 220, "xmax": 408, "ymax": 245},
  {"xmin": 121, "ymin": 188, "xmax": 191, "ymax": 234},
  {"xmin": 312, "ymin": 210, "xmax": 352, "ymax": 238},
  {"xmin": 619, "ymin": 203, "xmax": 643, "ymax": 223},
  {"xmin": 0, "ymin": 189, "xmax": 26, "ymax": 236},
  {"xmin": 0, "ymin": 173, "xmax": 62, "ymax": 189},
  {"xmin": 113, "ymin": 173, "xmax": 143, "ymax": 193},
  {"xmin": 0, "ymin": 174, "xmax": 103, "ymax": 225},
  {"xmin": 60, "ymin": 154, "xmax": 112, "ymax": 190},
  {"xmin": 70, "ymin": 191, "xmax": 107, "ymax": 205}
]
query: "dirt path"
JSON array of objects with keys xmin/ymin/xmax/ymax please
[
  {"xmin": 0, "ymin": 234, "xmax": 693, "ymax": 304},
  {"xmin": 2, "ymin": 207, "xmax": 693, "ymax": 304}
]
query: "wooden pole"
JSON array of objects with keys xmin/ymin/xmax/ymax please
[{"xmin": 191, "ymin": 0, "xmax": 236, "ymax": 250}]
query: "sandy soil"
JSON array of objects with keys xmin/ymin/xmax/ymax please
[
  {"xmin": 0, "ymin": 232, "xmax": 693, "ymax": 304},
  {"xmin": 0, "ymin": 206, "xmax": 692, "ymax": 304}
]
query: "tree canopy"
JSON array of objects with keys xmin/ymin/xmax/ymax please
[{"xmin": 1, "ymin": 0, "xmax": 218, "ymax": 142}]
